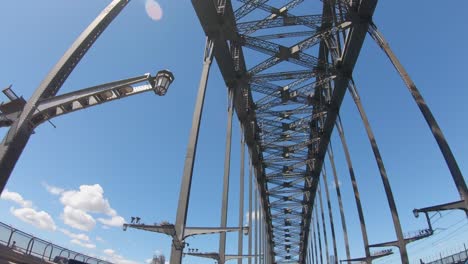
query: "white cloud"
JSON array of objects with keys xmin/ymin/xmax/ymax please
[
  {"xmin": 60, "ymin": 184, "xmax": 115, "ymax": 215},
  {"xmin": 103, "ymin": 248, "xmax": 139, "ymax": 264},
  {"xmin": 97, "ymin": 215, "xmax": 125, "ymax": 228},
  {"xmin": 10, "ymin": 207, "xmax": 56, "ymax": 231},
  {"xmin": 62, "ymin": 206, "xmax": 96, "ymax": 231},
  {"xmin": 57, "ymin": 184, "xmax": 125, "ymax": 230},
  {"xmin": 1, "ymin": 189, "xmax": 33, "ymax": 208},
  {"xmin": 3, "ymin": 189, "xmax": 56, "ymax": 232},
  {"xmin": 59, "ymin": 228, "xmax": 90, "ymax": 241},
  {"xmin": 96, "ymin": 236, "xmax": 104, "ymax": 242},
  {"xmin": 43, "ymin": 182, "xmax": 64, "ymax": 195},
  {"xmin": 71, "ymin": 239, "xmax": 96, "ymax": 249},
  {"xmin": 103, "ymin": 249, "xmax": 115, "ymax": 255},
  {"xmin": 145, "ymin": 0, "xmax": 163, "ymax": 21}
]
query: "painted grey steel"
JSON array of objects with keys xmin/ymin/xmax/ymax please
[
  {"xmin": 219, "ymin": 89, "xmax": 234, "ymax": 264},
  {"xmin": 368, "ymin": 22, "xmax": 468, "ymax": 215},
  {"xmin": 322, "ymin": 168, "xmax": 338, "ymax": 264},
  {"xmin": 255, "ymin": 183, "xmax": 258, "ymax": 264},
  {"xmin": 238, "ymin": 132, "xmax": 245, "ymax": 264},
  {"xmin": 315, "ymin": 206, "xmax": 323, "ymax": 264},
  {"xmin": 259, "ymin": 203, "xmax": 263, "ymax": 264},
  {"xmin": 414, "ymin": 200, "xmax": 467, "ymax": 215},
  {"xmin": 347, "ymin": 80, "xmax": 408, "ymax": 263},
  {"xmin": 335, "ymin": 117, "xmax": 371, "ymax": 263},
  {"xmin": 327, "ymin": 146, "xmax": 350, "ymax": 261},
  {"xmin": 170, "ymin": 39, "xmax": 214, "ymax": 264},
  {"xmin": 299, "ymin": 2, "xmax": 377, "ymax": 262},
  {"xmin": 1, "ymin": 73, "xmax": 169, "ymax": 128},
  {"xmin": 248, "ymin": 160, "xmax": 253, "ymax": 264},
  {"xmin": 184, "ymin": 252, "xmax": 258, "ymax": 262},
  {"xmin": 188, "ymin": 0, "xmax": 463, "ymax": 262},
  {"xmin": 123, "ymin": 223, "xmax": 247, "ymax": 238},
  {"xmin": 0, "ymin": 221, "xmax": 111, "ymax": 264},
  {"xmin": 318, "ymin": 187, "xmax": 329, "ymax": 264},
  {"xmin": 307, "ymin": 233, "xmax": 313, "ymax": 264},
  {"xmin": 312, "ymin": 216, "xmax": 318, "ymax": 264},
  {"xmin": 0, "ymin": 0, "xmax": 130, "ymax": 195}
]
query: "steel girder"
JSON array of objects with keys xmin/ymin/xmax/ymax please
[
  {"xmin": 0, "ymin": 74, "xmax": 158, "ymax": 128},
  {"xmin": 192, "ymin": 0, "xmax": 376, "ymax": 263},
  {"xmin": 0, "ymin": 0, "xmax": 130, "ymax": 195}
]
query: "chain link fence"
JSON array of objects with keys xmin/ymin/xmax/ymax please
[{"xmin": 0, "ymin": 221, "xmax": 112, "ymax": 264}]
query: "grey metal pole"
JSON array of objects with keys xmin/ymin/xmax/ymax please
[
  {"xmin": 348, "ymin": 80, "xmax": 408, "ymax": 263},
  {"xmin": 258, "ymin": 199, "xmax": 262, "ymax": 264},
  {"xmin": 335, "ymin": 117, "xmax": 371, "ymax": 263},
  {"xmin": 368, "ymin": 23, "xmax": 468, "ymax": 213},
  {"xmin": 322, "ymin": 167, "xmax": 338, "ymax": 264},
  {"xmin": 255, "ymin": 182, "xmax": 258, "ymax": 264},
  {"xmin": 312, "ymin": 216, "xmax": 318, "ymax": 264},
  {"xmin": 248, "ymin": 160, "xmax": 253, "ymax": 264},
  {"xmin": 263, "ymin": 219, "xmax": 266, "ymax": 264},
  {"xmin": 238, "ymin": 128, "xmax": 245, "ymax": 264},
  {"xmin": 170, "ymin": 39, "xmax": 214, "ymax": 264},
  {"xmin": 315, "ymin": 206, "xmax": 323, "ymax": 264},
  {"xmin": 260, "ymin": 206, "xmax": 264, "ymax": 264},
  {"xmin": 262, "ymin": 205, "xmax": 265, "ymax": 264},
  {"xmin": 308, "ymin": 224, "xmax": 315, "ymax": 264},
  {"xmin": 318, "ymin": 186, "xmax": 330, "ymax": 264},
  {"xmin": 307, "ymin": 227, "xmax": 311, "ymax": 264},
  {"xmin": 219, "ymin": 88, "xmax": 234, "ymax": 264},
  {"xmin": 327, "ymin": 146, "xmax": 351, "ymax": 261},
  {"xmin": 0, "ymin": 0, "xmax": 130, "ymax": 195},
  {"xmin": 322, "ymin": 168, "xmax": 338, "ymax": 264}
]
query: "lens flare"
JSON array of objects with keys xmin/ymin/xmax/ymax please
[{"xmin": 145, "ymin": 0, "xmax": 163, "ymax": 21}]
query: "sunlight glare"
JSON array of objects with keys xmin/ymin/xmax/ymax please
[{"xmin": 145, "ymin": 0, "xmax": 163, "ymax": 21}]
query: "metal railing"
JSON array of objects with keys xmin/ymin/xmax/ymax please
[
  {"xmin": 0, "ymin": 221, "xmax": 112, "ymax": 264},
  {"xmin": 426, "ymin": 246, "xmax": 468, "ymax": 264}
]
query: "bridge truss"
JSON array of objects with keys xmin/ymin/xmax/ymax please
[{"xmin": 189, "ymin": 0, "xmax": 467, "ymax": 264}]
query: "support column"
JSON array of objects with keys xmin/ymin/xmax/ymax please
[
  {"xmin": 335, "ymin": 117, "xmax": 371, "ymax": 263},
  {"xmin": 322, "ymin": 168, "xmax": 338, "ymax": 264},
  {"xmin": 170, "ymin": 39, "xmax": 214, "ymax": 264},
  {"xmin": 219, "ymin": 88, "xmax": 235, "ymax": 264},
  {"xmin": 259, "ymin": 206, "xmax": 263, "ymax": 264},
  {"xmin": 327, "ymin": 146, "xmax": 351, "ymax": 260},
  {"xmin": 312, "ymin": 216, "xmax": 318, "ymax": 264},
  {"xmin": 308, "ymin": 225, "xmax": 314, "ymax": 264},
  {"xmin": 368, "ymin": 23, "xmax": 468, "ymax": 213},
  {"xmin": 318, "ymin": 186, "xmax": 329, "ymax": 264},
  {"xmin": 248, "ymin": 160, "xmax": 253, "ymax": 264},
  {"xmin": 238, "ymin": 128, "xmax": 245, "ymax": 264},
  {"xmin": 348, "ymin": 80, "xmax": 408, "ymax": 263},
  {"xmin": 255, "ymin": 182, "xmax": 258, "ymax": 264},
  {"xmin": 315, "ymin": 206, "xmax": 323, "ymax": 264}
]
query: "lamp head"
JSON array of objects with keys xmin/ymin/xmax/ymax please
[{"xmin": 153, "ymin": 69, "xmax": 174, "ymax": 96}]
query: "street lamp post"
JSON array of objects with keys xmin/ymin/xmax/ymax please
[
  {"xmin": 0, "ymin": 69, "xmax": 174, "ymax": 190},
  {"xmin": 0, "ymin": 0, "xmax": 175, "ymax": 195}
]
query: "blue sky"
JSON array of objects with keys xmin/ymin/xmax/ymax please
[{"xmin": 0, "ymin": 1, "xmax": 467, "ymax": 264}]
